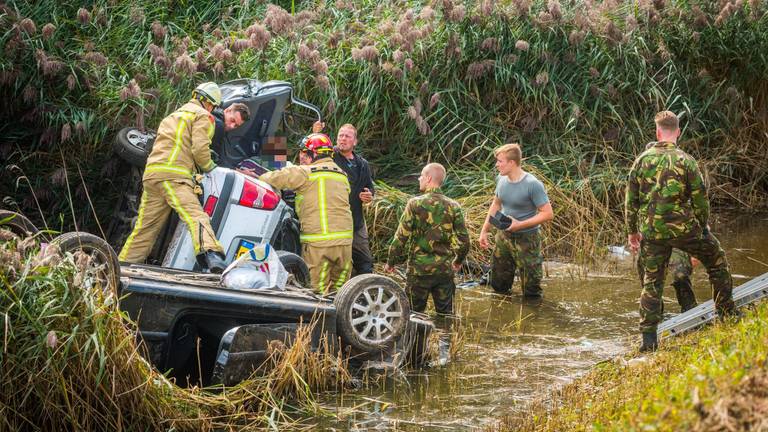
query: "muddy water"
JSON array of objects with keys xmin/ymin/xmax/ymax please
[{"xmin": 317, "ymin": 213, "xmax": 768, "ymax": 431}]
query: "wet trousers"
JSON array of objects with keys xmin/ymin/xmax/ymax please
[
  {"xmin": 119, "ymin": 178, "xmax": 222, "ymax": 263},
  {"xmin": 302, "ymin": 243, "xmax": 352, "ymax": 294},
  {"xmin": 637, "ymin": 248, "xmax": 697, "ymax": 312},
  {"xmin": 489, "ymin": 230, "xmax": 543, "ymax": 297},
  {"xmin": 406, "ymin": 272, "xmax": 456, "ymax": 331},
  {"xmin": 639, "ymin": 230, "xmax": 734, "ymax": 333}
]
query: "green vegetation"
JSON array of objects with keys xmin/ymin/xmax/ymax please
[
  {"xmin": 0, "ymin": 231, "xmax": 351, "ymax": 431},
  {"xmin": 496, "ymin": 301, "xmax": 768, "ymax": 431},
  {"xmin": 1, "ymin": 0, "xmax": 767, "ymax": 261}
]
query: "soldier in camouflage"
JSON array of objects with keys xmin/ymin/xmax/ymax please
[
  {"xmin": 479, "ymin": 143, "xmax": 553, "ymax": 298},
  {"xmin": 626, "ymin": 110, "xmax": 735, "ymax": 352},
  {"xmin": 385, "ymin": 163, "xmax": 470, "ymax": 365},
  {"xmin": 637, "ymin": 248, "xmax": 697, "ymax": 313}
]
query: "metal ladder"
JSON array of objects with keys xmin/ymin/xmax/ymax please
[{"xmin": 657, "ymin": 271, "xmax": 768, "ymax": 339}]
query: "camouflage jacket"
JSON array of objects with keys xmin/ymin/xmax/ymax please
[
  {"xmin": 386, "ymin": 188, "xmax": 470, "ymax": 276},
  {"xmin": 625, "ymin": 141, "xmax": 709, "ymax": 240}
]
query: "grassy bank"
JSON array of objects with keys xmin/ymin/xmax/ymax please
[
  {"xmin": 494, "ymin": 301, "xmax": 768, "ymax": 432},
  {"xmin": 1, "ymin": 0, "xmax": 767, "ymax": 257},
  {"xmin": 0, "ymin": 231, "xmax": 352, "ymax": 431}
]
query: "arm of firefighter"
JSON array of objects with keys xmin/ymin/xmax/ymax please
[
  {"xmin": 624, "ymin": 158, "xmax": 641, "ymax": 235},
  {"xmin": 452, "ymin": 205, "xmax": 471, "ymax": 267},
  {"xmin": 259, "ymin": 165, "xmax": 309, "ymax": 191},
  {"xmin": 191, "ymin": 114, "xmax": 217, "ymax": 172},
  {"xmin": 688, "ymin": 158, "xmax": 710, "ymax": 230},
  {"xmin": 386, "ymin": 200, "xmax": 414, "ymax": 267}
]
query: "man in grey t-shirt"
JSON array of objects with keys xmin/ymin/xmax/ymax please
[{"xmin": 479, "ymin": 143, "xmax": 553, "ymax": 297}]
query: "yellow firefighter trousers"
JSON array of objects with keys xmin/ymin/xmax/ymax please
[
  {"xmin": 302, "ymin": 243, "xmax": 352, "ymax": 294},
  {"xmin": 118, "ymin": 179, "xmax": 223, "ymax": 263}
]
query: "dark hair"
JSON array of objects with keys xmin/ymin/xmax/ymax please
[{"xmin": 229, "ymin": 102, "xmax": 250, "ymax": 122}]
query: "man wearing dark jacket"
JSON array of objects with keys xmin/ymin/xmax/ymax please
[
  {"xmin": 314, "ymin": 121, "xmax": 375, "ymax": 274},
  {"xmin": 210, "ymin": 103, "xmax": 251, "ymax": 166}
]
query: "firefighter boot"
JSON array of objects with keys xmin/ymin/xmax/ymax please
[
  {"xmin": 200, "ymin": 251, "xmax": 227, "ymax": 274},
  {"xmin": 639, "ymin": 332, "xmax": 658, "ymax": 353}
]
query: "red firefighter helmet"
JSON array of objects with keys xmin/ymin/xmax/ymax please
[{"xmin": 299, "ymin": 133, "xmax": 334, "ymax": 156}]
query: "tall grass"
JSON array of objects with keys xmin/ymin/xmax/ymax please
[
  {"xmin": 0, "ymin": 230, "xmax": 351, "ymax": 431},
  {"xmin": 366, "ymin": 162, "xmax": 623, "ymax": 266},
  {"xmin": 1, "ymin": 0, "xmax": 767, "ymax": 254}
]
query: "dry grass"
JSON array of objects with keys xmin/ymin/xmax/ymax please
[
  {"xmin": 0, "ymin": 230, "xmax": 352, "ymax": 431},
  {"xmin": 366, "ymin": 163, "xmax": 623, "ymax": 269}
]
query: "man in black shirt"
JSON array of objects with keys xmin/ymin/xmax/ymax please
[{"xmin": 314, "ymin": 121, "xmax": 375, "ymax": 274}]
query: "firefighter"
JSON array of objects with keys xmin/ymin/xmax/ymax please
[
  {"xmin": 258, "ymin": 133, "xmax": 354, "ymax": 294},
  {"xmin": 118, "ymin": 82, "xmax": 233, "ymax": 273}
]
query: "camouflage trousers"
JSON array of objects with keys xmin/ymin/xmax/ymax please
[
  {"xmin": 406, "ymin": 272, "xmax": 456, "ymax": 331},
  {"xmin": 490, "ymin": 230, "xmax": 543, "ymax": 297},
  {"xmin": 637, "ymin": 248, "xmax": 697, "ymax": 312},
  {"xmin": 639, "ymin": 231, "xmax": 735, "ymax": 333}
]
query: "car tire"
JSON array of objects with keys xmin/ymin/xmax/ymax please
[
  {"xmin": 114, "ymin": 127, "xmax": 156, "ymax": 167},
  {"xmin": 334, "ymin": 274, "xmax": 411, "ymax": 356},
  {"xmin": 276, "ymin": 250, "xmax": 310, "ymax": 288},
  {"xmin": 52, "ymin": 232, "xmax": 121, "ymax": 294},
  {"xmin": 0, "ymin": 210, "xmax": 39, "ymax": 237}
]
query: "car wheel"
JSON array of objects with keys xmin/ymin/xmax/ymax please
[
  {"xmin": 52, "ymin": 232, "xmax": 120, "ymax": 294},
  {"xmin": 276, "ymin": 250, "xmax": 310, "ymax": 287},
  {"xmin": 114, "ymin": 127, "xmax": 156, "ymax": 167},
  {"xmin": 334, "ymin": 274, "xmax": 411, "ymax": 356},
  {"xmin": 0, "ymin": 210, "xmax": 38, "ymax": 238}
]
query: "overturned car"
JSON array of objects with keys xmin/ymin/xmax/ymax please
[{"xmin": 2, "ymin": 212, "xmax": 434, "ymax": 387}]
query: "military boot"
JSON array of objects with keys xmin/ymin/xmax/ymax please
[
  {"xmin": 200, "ymin": 251, "xmax": 227, "ymax": 274},
  {"xmin": 437, "ymin": 337, "xmax": 451, "ymax": 367},
  {"xmin": 639, "ymin": 332, "xmax": 658, "ymax": 353}
]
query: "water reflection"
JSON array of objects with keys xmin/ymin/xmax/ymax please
[{"xmin": 317, "ymin": 214, "xmax": 768, "ymax": 431}]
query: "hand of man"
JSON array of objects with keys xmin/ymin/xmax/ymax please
[
  {"xmin": 384, "ymin": 264, "xmax": 395, "ymax": 273},
  {"xmin": 691, "ymin": 256, "xmax": 701, "ymax": 267},
  {"xmin": 237, "ymin": 168, "xmax": 258, "ymax": 178},
  {"xmin": 506, "ymin": 218, "xmax": 522, "ymax": 233},
  {"xmin": 312, "ymin": 120, "xmax": 325, "ymax": 133},
  {"xmin": 628, "ymin": 232, "xmax": 642, "ymax": 254},
  {"xmin": 478, "ymin": 231, "xmax": 490, "ymax": 250},
  {"xmin": 359, "ymin": 188, "xmax": 373, "ymax": 203},
  {"xmin": 451, "ymin": 262, "xmax": 461, "ymax": 272}
]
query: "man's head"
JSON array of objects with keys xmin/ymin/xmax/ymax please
[
  {"xmin": 336, "ymin": 123, "xmax": 358, "ymax": 156},
  {"xmin": 654, "ymin": 110, "xmax": 680, "ymax": 142},
  {"xmin": 418, "ymin": 163, "xmax": 446, "ymax": 192},
  {"xmin": 223, "ymin": 103, "xmax": 250, "ymax": 131},
  {"xmin": 493, "ymin": 143, "xmax": 522, "ymax": 176}
]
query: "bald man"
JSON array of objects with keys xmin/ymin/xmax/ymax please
[{"xmin": 385, "ymin": 163, "xmax": 470, "ymax": 366}]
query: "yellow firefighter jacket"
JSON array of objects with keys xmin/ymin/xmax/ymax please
[
  {"xmin": 260, "ymin": 158, "xmax": 353, "ymax": 247},
  {"xmin": 143, "ymin": 100, "xmax": 217, "ymax": 181}
]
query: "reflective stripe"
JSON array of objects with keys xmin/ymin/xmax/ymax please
[
  {"xmin": 162, "ymin": 181, "xmax": 200, "ymax": 253},
  {"xmin": 119, "ymin": 190, "xmax": 148, "ymax": 261},
  {"xmin": 334, "ymin": 261, "xmax": 351, "ymax": 290},
  {"xmin": 207, "ymin": 121, "xmax": 215, "ymax": 139},
  {"xmin": 300, "ymin": 230, "xmax": 353, "ymax": 243},
  {"xmin": 201, "ymin": 159, "xmax": 216, "ymax": 172},
  {"xmin": 317, "ymin": 176, "xmax": 328, "ymax": 234},
  {"xmin": 145, "ymin": 164, "xmax": 192, "ymax": 177},
  {"xmin": 307, "ymin": 171, "xmax": 348, "ymax": 236},
  {"xmin": 318, "ymin": 261, "xmax": 329, "ymax": 294},
  {"xmin": 308, "ymin": 171, "xmax": 349, "ymax": 183},
  {"xmin": 168, "ymin": 112, "xmax": 196, "ymax": 165}
]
